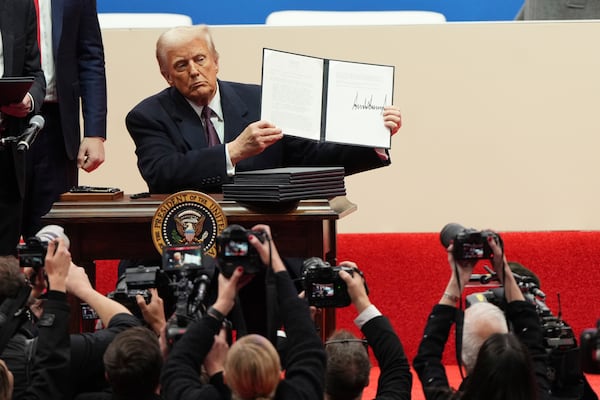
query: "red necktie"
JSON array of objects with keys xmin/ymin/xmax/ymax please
[{"xmin": 202, "ymin": 106, "xmax": 221, "ymax": 146}]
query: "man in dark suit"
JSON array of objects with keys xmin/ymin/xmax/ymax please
[
  {"xmin": 21, "ymin": 0, "xmax": 107, "ymax": 238},
  {"xmin": 0, "ymin": 0, "xmax": 46, "ymax": 255},
  {"xmin": 126, "ymin": 24, "xmax": 402, "ymax": 194}
]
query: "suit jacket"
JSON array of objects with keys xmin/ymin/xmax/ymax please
[
  {"xmin": 0, "ymin": 0, "xmax": 46, "ymax": 255},
  {"xmin": 0, "ymin": 0, "xmax": 46, "ymax": 131},
  {"xmin": 51, "ymin": 0, "xmax": 107, "ymax": 160},
  {"xmin": 516, "ymin": 0, "xmax": 600, "ymax": 19},
  {"xmin": 126, "ymin": 80, "xmax": 390, "ymax": 194}
]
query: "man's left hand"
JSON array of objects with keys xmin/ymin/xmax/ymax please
[{"xmin": 383, "ymin": 106, "xmax": 402, "ymax": 136}]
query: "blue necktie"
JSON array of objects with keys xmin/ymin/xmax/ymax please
[{"xmin": 202, "ymin": 106, "xmax": 221, "ymax": 147}]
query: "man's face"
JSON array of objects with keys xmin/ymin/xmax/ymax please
[{"xmin": 161, "ymin": 37, "xmax": 219, "ymax": 106}]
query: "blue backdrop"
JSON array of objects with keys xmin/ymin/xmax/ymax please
[{"xmin": 96, "ymin": 0, "xmax": 524, "ymax": 24}]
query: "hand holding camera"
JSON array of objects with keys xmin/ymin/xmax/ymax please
[
  {"xmin": 302, "ymin": 257, "xmax": 368, "ymax": 308},
  {"xmin": 338, "ymin": 261, "xmax": 371, "ymax": 314},
  {"xmin": 43, "ymin": 238, "xmax": 71, "ymax": 293}
]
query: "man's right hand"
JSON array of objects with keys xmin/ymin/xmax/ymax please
[
  {"xmin": 44, "ymin": 239, "xmax": 72, "ymax": 293},
  {"xmin": 227, "ymin": 120, "xmax": 283, "ymax": 165},
  {"xmin": 338, "ymin": 261, "xmax": 371, "ymax": 314}
]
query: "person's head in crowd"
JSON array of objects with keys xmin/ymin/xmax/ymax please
[
  {"xmin": 460, "ymin": 332, "xmax": 538, "ymax": 400},
  {"xmin": 0, "ymin": 359, "xmax": 13, "ymax": 400},
  {"xmin": 103, "ymin": 326, "xmax": 163, "ymax": 399},
  {"xmin": 324, "ymin": 330, "xmax": 371, "ymax": 400},
  {"xmin": 461, "ymin": 302, "xmax": 508, "ymax": 373},
  {"xmin": 0, "ymin": 256, "xmax": 25, "ymax": 303},
  {"xmin": 156, "ymin": 24, "xmax": 219, "ymax": 107},
  {"xmin": 223, "ymin": 333, "xmax": 281, "ymax": 400}
]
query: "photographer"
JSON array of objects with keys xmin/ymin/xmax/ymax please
[
  {"xmin": 324, "ymin": 261, "xmax": 412, "ymax": 400},
  {"xmin": 0, "ymin": 248, "xmax": 140, "ymax": 398},
  {"xmin": 1, "ymin": 238, "xmax": 71, "ymax": 400},
  {"xmin": 413, "ymin": 233, "xmax": 551, "ymax": 400},
  {"xmin": 161, "ymin": 224, "xmax": 326, "ymax": 400}
]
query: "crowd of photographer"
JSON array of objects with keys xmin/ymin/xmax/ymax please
[{"xmin": 1, "ymin": 222, "xmax": 599, "ymax": 400}]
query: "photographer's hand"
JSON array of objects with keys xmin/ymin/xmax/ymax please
[
  {"xmin": 249, "ymin": 224, "xmax": 286, "ymax": 273},
  {"xmin": 137, "ymin": 288, "xmax": 166, "ymax": 337},
  {"xmin": 44, "ymin": 238, "xmax": 71, "ymax": 293},
  {"xmin": 204, "ymin": 327, "xmax": 229, "ymax": 377},
  {"xmin": 212, "ymin": 266, "xmax": 244, "ymax": 318},
  {"xmin": 338, "ymin": 261, "xmax": 371, "ymax": 314}
]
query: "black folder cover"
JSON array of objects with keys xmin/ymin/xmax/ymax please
[{"xmin": 0, "ymin": 77, "xmax": 34, "ymax": 106}]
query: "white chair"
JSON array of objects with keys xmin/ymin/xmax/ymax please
[
  {"xmin": 98, "ymin": 13, "xmax": 193, "ymax": 29},
  {"xmin": 265, "ymin": 10, "xmax": 446, "ymax": 26}
]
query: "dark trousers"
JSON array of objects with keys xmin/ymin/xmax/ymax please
[
  {"xmin": 0, "ymin": 142, "xmax": 25, "ymax": 255},
  {"xmin": 21, "ymin": 103, "xmax": 77, "ymax": 239}
]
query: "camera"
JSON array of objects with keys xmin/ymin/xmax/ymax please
[
  {"xmin": 107, "ymin": 265, "xmax": 161, "ymax": 318},
  {"xmin": 160, "ymin": 244, "xmax": 214, "ymax": 344},
  {"xmin": 440, "ymin": 223, "xmax": 503, "ymax": 260},
  {"xmin": 216, "ymin": 224, "xmax": 266, "ymax": 278},
  {"xmin": 580, "ymin": 321, "xmax": 600, "ymax": 374},
  {"xmin": 301, "ymin": 257, "xmax": 368, "ymax": 308},
  {"xmin": 17, "ymin": 225, "xmax": 70, "ymax": 269}
]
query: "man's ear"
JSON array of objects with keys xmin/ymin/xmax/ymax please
[{"xmin": 161, "ymin": 70, "xmax": 173, "ymax": 86}]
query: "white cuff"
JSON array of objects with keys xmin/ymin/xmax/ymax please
[
  {"xmin": 354, "ymin": 304, "xmax": 382, "ymax": 329},
  {"xmin": 225, "ymin": 144, "xmax": 235, "ymax": 176}
]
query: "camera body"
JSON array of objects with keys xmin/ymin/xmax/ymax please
[
  {"xmin": 216, "ymin": 224, "xmax": 266, "ymax": 278},
  {"xmin": 440, "ymin": 223, "xmax": 503, "ymax": 260},
  {"xmin": 107, "ymin": 266, "xmax": 159, "ymax": 318},
  {"xmin": 302, "ymin": 257, "xmax": 367, "ymax": 308},
  {"xmin": 17, "ymin": 225, "xmax": 70, "ymax": 269}
]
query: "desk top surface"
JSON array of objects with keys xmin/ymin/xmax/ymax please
[{"xmin": 43, "ymin": 194, "xmax": 356, "ymax": 223}]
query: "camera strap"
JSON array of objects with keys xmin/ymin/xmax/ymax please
[
  {"xmin": 0, "ymin": 285, "xmax": 32, "ymax": 355},
  {"xmin": 264, "ymin": 240, "xmax": 279, "ymax": 346}
]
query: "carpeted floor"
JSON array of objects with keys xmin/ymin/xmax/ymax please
[{"xmin": 365, "ymin": 366, "xmax": 600, "ymax": 399}]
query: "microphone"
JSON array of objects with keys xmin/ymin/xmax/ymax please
[{"xmin": 17, "ymin": 115, "xmax": 45, "ymax": 151}]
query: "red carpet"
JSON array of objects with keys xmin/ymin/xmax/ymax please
[{"xmin": 96, "ymin": 230, "xmax": 600, "ymax": 387}]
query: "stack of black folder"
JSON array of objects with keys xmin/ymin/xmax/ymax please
[{"xmin": 223, "ymin": 166, "xmax": 346, "ymax": 203}]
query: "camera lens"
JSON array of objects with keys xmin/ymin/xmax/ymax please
[{"xmin": 439, "ymin": 223, "xmax": 465, "ymax": 248}]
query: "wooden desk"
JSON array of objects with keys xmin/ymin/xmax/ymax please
[{"xmin": 43, "ymin": 194, "xmax": 356, "ymax": 339}]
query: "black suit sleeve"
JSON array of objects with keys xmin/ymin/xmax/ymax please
[
  {"xmin": 413, "ymin": 304, "xmax": 460, "ymax": 400},
  {"xmin": 362, "ymin": 315, "xmax": 412, "ymax": 400}
]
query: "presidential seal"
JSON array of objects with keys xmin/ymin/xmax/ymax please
[{"xmin": 151, "ymin": 191, "xmax": 227, "ymax": 257}]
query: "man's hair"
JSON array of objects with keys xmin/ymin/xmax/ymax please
[
  {"xmin": 0, "ymin": 359, "xmax": 11, "ymax": 400},
  {"xmin": 0, "ymin": 256, "xmax": 25, "ymax": 303},
  {"xmin": 156, "ymin": 24, "xmax": 219, "ymax": 71},
  {"xmin": 461, "ymin": 333, "xmax": 538, "ymax": 400},
  {"xmin": 324, "ymin": 330, "xmax": 371, "ymax": 400},
  {"xmin": 103, "ymin": 326, "xmax": 162, "ymax": 398},
  {"xmin": 462, "ymin": 302, "xmax": 508, "ymax": 372},
  {"xmin": 224, "ymin": 334, "xmax": 281, "ymax": 400}
]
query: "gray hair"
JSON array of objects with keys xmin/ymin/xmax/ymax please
[
  {"xmin": 462, "ymin": 302, "xmax": 508, "ymax": 372},
  {"xmin": 156, "ymin": 24, "xmax": 219, "ymax": 71}
]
